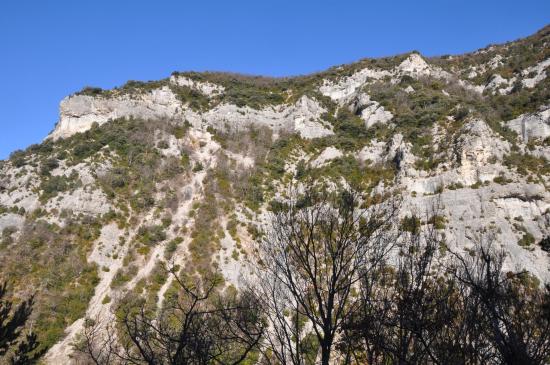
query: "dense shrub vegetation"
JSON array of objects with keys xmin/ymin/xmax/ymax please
[{"xmin": 0, "ymin": 216, "xmax": 102, "ymax": 352}]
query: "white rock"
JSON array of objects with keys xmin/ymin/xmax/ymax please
[
  {"xmin": 196, "ymin": 95, "xmax": 332, "ymax": 138},
  {"xmin": 169, "ymin": 75, "xmax": 225, "ymax": 96},
  {"xmin": 455, "ymin": 119, "xmax": 510, "ymax": 185},
  {"xmin": 458, "ymin": 79, "xmax": 485, "ymax": 94},
  {"xmin": 0, "ymin": 213, "xmax": 25, "ymax": 233},
  {"xmin": 377, "ymin": 133, "xmax": 417, "ymax": 174},
  {"xmin": 357, "ymin": 140, "xmax": 386, "ymax": 164},
  {"xmin": 311, "ymin": 147, "xmax": 343, "ymax": 167},
  {"xmin": 398, "ymin": 53, "xmax": 432, "ymax": 76},
  {"xmin": 467, "ymin": 69, "xmax": 478, "ymax": 79},
  {"xmin": 521, "ymin": 58, "xmax": 550, "ymax": 88},
  {"xmin": 488, "ymin": 54, "xmax": 504, "ymax": 69},
  {"xmin": 350, "ymin": 94, "xmax": 393, "ymax": 128},
  {"xmin": 291, "ymin": 96, "xmax": 333, "ymax": 138},
  {"xmin": 485, "ymin": 74, "xmax": 515, "ymax": 95},
  {"xmin": 319, "ymin": 68, "xmax": 391, "ymax": 102},
  {"xmin": 44, "ymin": 187, "xmax": 111, "ymax": 216},
  {"xmin": 361, "ymin": 103, "xmax": 393, "ymax": 128},
  {"xmin": 505, "ymin": 107, "xmax": 550, "ymax": 142}
]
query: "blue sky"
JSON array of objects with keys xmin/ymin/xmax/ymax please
[{"xmin": 1, "ymin": 1, "xmax": 548, "ymax": 159}]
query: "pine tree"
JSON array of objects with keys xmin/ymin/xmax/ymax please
[{"xmin": 0, "ymin": 281, "xmax": 43, "ymax": 364}]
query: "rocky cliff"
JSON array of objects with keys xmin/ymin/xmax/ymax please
[{"xmin": 1, "ymin": 25, "xmax": 549, "ymax": 363}]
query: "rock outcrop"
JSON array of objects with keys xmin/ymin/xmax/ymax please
[
  {"xmin": 506, "ymin": 107, "xmax": 550, "ymax": 142},
  {"xmin": 49, "ymin": 90, "xmax": 332, "ymax": 140}
]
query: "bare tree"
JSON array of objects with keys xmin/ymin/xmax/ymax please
[
  {"xmin": 73, "ymin": 313, "xmax": 118, "ymax": 365},
  {"xmin": 344, "ymin": 200, "xmax": 500, "ymax": 365},
  {"xmin": 344, "ymin": 207, "xmax": 455, "ymax": 365},
  {"xmin": 452, "ymin": 237, "xmax": 550, "ymax": 365},
  {"xmin": 254, "ymin": 184, "xmax": 399, "ymax": 365},
  {"xmin": 75, "ymin": 269, "xmax": 264, "ymax": 365},
  {"xmin": 253, "ymin": 270, "xmax": 319, "ymax": 365}
]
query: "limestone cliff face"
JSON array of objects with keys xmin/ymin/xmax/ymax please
[
  {"xmin": 52, "ymin": 87, "xmax": 182, "ymax": 139},
  {"xmin": 49, "ymin": 78, "xmax": 332, "ymax": 140},
  {"xmin": 1, "ymin": 26, "xmax": 550, "ymax": 364},
  {"xmin": 506, "ymin": 108, "xmax": 550, "ymax": 143}
]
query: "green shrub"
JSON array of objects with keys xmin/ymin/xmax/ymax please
[
  {"xmin": 447, "ymin": 182, "xmax": 464, "ymax": 190},
  {"xmin": 226, "ymin": 219, "xmax": 238, "ymax": 239},
  {"xmin": 164, "ymin": 237, "xmax": 183, "ymax": 260},
  {"xmin": 540, "ymin": 236, "xmax": 550, "ymax": 252},
  {"xmin": 401, "ymin": 215, "xmax": 421, "ymax": 234},
  {"xmin": 518, "ymin": 232, "xmax": 535, "ymax": 247},
  {"xmin": 470, "ymin": 181, "xmax": 483, "ymax": 189},
  {"xmin": 157, "ymin": 140, "xmax": 169, "ymax": 149},
  {"xmin": 9, "ymin": 150, "xmax": 26, "ymax": 168},
  {"xmin": 111, "ymin": 269, "xmax": 131, "ymax": 288},
  {"xmin": 38, "ymin": 172, "xmax": 79, "ymax": 202},
  {"xmin": 137, "ymin": 225, "xmax": 167, "ymax": 246},
  {"xmin": 193, "ymin": 162, "xmax": 204, "ymax": 172},
  {"xmin": 170, "ymin": 85, "xmax": 212, "ymax": 111},
  {"xmin": 1, "ymin": 226, "xmax": 17, "ymax": 246},
  {"xmin": 428, "ymin": 215, "xmax": 446, "ymax": 230},
  {"xmin": 172, "ymin": 122, "xmax": 191, "ymax": 139},
  {"xmin": 78, "ymin": 86, "xmax": 105, "ymax": 96},
  {"xmin": 452, "ymin": 107, "xmax": 469, "ymax": 121},
  {"xmin": 180, "ymin": 153, "xmax": 191, "ymax": 168},
  {"xmin": 40, "ymin": 158, "xmax": 59, "ymax": 175},
  {"xmin": 111, "ymin": 265, "xmax": 138, "ymax": 288},
  {"xmin": 504, "ymin": 153, "xmax": 550, "ymax": 177}
]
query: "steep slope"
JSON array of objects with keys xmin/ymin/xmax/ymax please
[{"xmin": 1, "ymin": 25, "xmax": 549, "ymax": 363}]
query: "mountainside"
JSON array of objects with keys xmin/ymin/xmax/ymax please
[{"xmin": 1, "ymin": 26, "xmax": 550, "ymax": 363}]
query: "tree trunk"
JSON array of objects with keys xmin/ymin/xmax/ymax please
[
  {"xmin": 320, "ymin": 333, "xmax": 333, "ymax": 365},
  {"xmin": 321, "ymin": 344, "xmax": 331, "ymax": 365}
]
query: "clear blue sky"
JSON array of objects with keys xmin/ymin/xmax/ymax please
[{"xmin": 1, "ymin": 1, "xmax": 548, "ymax": 159}]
